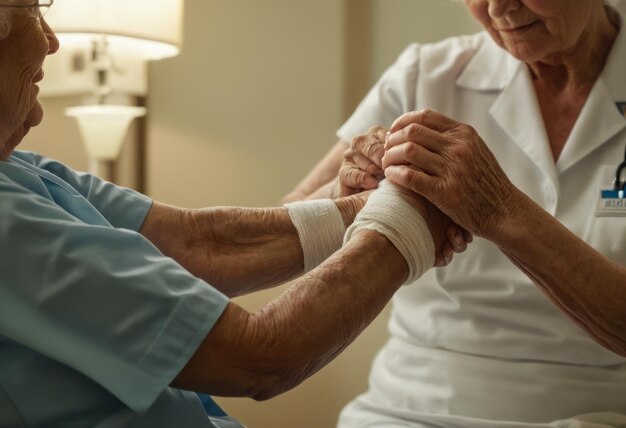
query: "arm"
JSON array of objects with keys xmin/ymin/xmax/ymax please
[
  {"xmin": 384, "ymin": 109, "xmax": 626, "ymax": 356},
  {"xmin": 490, "ymin": 193, "xmax": 626, "ymax": 357},
  {"xmin": 173, "ymin": 229, "xmax": 407, "ymax": 400},
  {"xmin": 174, "ymin": 180, "xmax": 450, "ymax": 399},
  {"xmin": 140, "ymin": 195, "xmax": 365, "ymax": 298}
]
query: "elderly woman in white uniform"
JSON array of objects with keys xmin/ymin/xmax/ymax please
[
  {"xmin": 0, "ymin": 1, "xmax": 472, "ymax": 427},
  {"xmin": 284, "ymin": 0, "xmax": 626, "ymax": 426}
]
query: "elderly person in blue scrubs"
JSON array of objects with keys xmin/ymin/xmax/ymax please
[
  {"xmin": 285, "ymin": 0, "xmax": 626, "ymax": 427},
  {"xmin": 0, "ymin": 2, "xmax": 472, "ymax": 427}
]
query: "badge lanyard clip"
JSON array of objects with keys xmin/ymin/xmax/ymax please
[{"xmin": 613, "ymin": 146, "xmax": 626, "ymax": 195}]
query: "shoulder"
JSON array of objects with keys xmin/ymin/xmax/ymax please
[
  {"xmin": 384, "ymin": 32, "xmax": 495, "ymax": 90},
  {"xmin": 419, "ymin": 32, "xmax": 493, "ymax": 77},
  {"xmin": 12, "ymin": 150, "xmax": 76, "ymax": 175}
]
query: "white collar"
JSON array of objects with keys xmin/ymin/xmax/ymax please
[{"xmin": 455, "ymin": 32, "xmax": 522, "ymax": 92}]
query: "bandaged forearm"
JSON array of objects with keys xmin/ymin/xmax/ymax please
[
  {"xmin": 344, "ymin": 180, "xmax": 435, "ymax": 284},
  {"xmin": 284, "ymin": 199, "xmax": 346, "ymax": 273}
]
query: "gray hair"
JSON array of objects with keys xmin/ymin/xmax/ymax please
[{"xmin": 0, "ymin": 1, "xmax": 23, "ymax": 40}]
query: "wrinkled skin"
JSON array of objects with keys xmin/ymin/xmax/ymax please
[
  {"xmin": 0, "ymin": 9, "xmax": 59, "ymax": 159},
  {"xmin": 383, "ymin": 109, "xmax": 519, "ymax": 240},
  {"xmin": 335, "ymin": 125, "xmax": 473, "ymax": 267}
]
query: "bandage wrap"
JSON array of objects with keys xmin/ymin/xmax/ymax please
[
  {"xmin": 344, "ymin": 180, "xmax": 435, "ymax": 284},
  {"xmin": 284, "ymin": 199, "xmax": 346, "ymax": 273}
]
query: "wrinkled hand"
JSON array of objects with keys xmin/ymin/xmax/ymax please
[
  {"xmin": 334, "ymin": 126, "xmax": 387, "ymax": 197},
  {"xmin": 382, "ymin": 109, "xmax": 518, "ymax": 240}
]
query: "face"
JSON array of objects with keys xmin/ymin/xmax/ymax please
[
  {"xmin": 0, "ymin": 7, "xmax": 59, "ymax": 152},
  {"xmin": 464, "ymin": 0, "xmax": 605, "ymax": 63}
]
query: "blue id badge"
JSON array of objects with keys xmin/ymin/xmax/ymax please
[
  {"xmin": 597, "ymin": 103, "xmax": 626, "ymax": 217},
  {"xmin": 597, "ymin": 189, "xmax": 626, "ymax": 217}
]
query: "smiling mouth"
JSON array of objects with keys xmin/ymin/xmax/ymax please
[{"xmin": 499, "ymin": 21, "xmax": 538, "ymax": 34}]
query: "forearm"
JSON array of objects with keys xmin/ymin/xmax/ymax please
[
  {"xmin": 492, "ymin": 193, "xmax": 626, "ymax": 356},
  {"xmin": 174, "ymin": 230, "xmax": 407, "ymax": 399},
  {"xmin": 141, "ymin": 197, "xmax": 363, "ymax": 297}
]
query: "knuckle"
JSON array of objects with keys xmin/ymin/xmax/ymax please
[
  {"xmin": 364, "ymin": 141, "xmax": 383, "ymax": 160},
  {"xmin": 367, "ymin": 125, "xmax": 380, "ymax": 135},
  {"xmin": 457, "ymin": 123, "xmax": 475, "ymax": 137},
  {"xmin": 351, "ymin": 135, "xmax": 365, "ymax": 150},
  {"xmin": 419, "ymin": 108, "xmax": 433, "ymax": 120},
  {"xmin": 405, "ymin": 122, "xmax": 420, "ymax": 137},
  {"xmin": 403, "ymin": 142, "xmax": 419, "ymax": 159},
  {"xmin": 366, "ymin": 163, "xmax": 381, "ymax": 175}
]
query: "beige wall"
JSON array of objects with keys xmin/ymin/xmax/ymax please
[{"xmin": 23, "ymin": 1, "xmax": 479, "ymax": 427}]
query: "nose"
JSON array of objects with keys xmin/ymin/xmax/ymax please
[
  {"xmin": 488, "ymin": 0, "xmax": 521, "ymax": 18},
  {"xmin": 41, "ymin": 18, "xmax": 60, "ymax": 55}
]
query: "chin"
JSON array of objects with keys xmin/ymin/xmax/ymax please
[{"xmin": 26, "ymin": 102, "xmax": 45, "ymax": 127}]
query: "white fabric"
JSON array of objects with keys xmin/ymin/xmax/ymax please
[
  {"xmin": 344, "ymin": 180, "xmax": 434, "ymax": 284},
  {"xmin": 284, "ymin": 199, "xmax": 346, "ymax": 272},
  {"xmin": 336, "ymin": 1, "xmax": 626, "ymax": 426}
]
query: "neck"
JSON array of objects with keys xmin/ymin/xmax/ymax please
[
  {"xmin": 528, "ymin": 7, "xmax": 618, "ymax": 91},
  {"xmin": 0, "ymin": 126, "xmax": 24, "ymax": 161}
]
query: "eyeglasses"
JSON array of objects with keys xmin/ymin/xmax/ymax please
[{"xmin": 0, "ymin": 0, "xmax": 54, "ymax": 19}]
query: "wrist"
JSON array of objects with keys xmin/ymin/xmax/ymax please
[
  {"xmin": 344, "ymin": 181, "xmax": 434, "ymax": 284},
  {"xmin": 484, "ymin": 189, "xmax": 536, "ymax": 248},
  {"xmin": 284, "ymin": 199, "xmax": 347, "ymax": 272},
  {"xmin": 333, "ymin": 193, "xmax": 368, "ymax": 227}
]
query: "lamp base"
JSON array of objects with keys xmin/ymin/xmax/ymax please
[{"xmin": 89, "ymin": 158, "xmax": 117, "ymax": 182}]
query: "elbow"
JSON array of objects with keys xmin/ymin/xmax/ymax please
[
  {"xmin": 242, "ymin": 321, "xmax": 316, "ymax": 401},
  {"xmin": 584, "ymin": 318, "xmax": 626, "ymax": 358},
  {"xmin": 243, "ymin": 355, "xmax": 314, "ymax": 401},
  {"xmin": 600, "ymin": 336, "xmax": 626, "ymax": 358}
]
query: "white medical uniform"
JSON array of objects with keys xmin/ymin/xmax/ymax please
[{"xmin": 337, "ymin": 1, "xmax": 626, "ymax": 427}]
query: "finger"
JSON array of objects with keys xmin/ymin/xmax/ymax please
[
  {"xmin": 385, "ymin": 122, "xmax": 448, "ymax": 153},
  {"xmin": 339, "ymin": 164, "xmax": 379, "ymax": 191},
  {"xmin": 462, "ymin": 228, "xmax": 474, "ymax": 244},
  {"xmin": 389, "ymin": 109, "xmax": 460, "ymax": 134},
  {"xmin": 352, "ymin": 133, "xmax": 385, "ymax": 168},
  {"xmin": 382, "ymin": 142, "xmax": 444, "ymax": 176},
  {"xmin": 352, "ymin": 151, "xmax": 385, "ymax": 179},
  {"xmin": 434, "ymin": 242, "xmax": 454, "ymax": 267},
  {"xmin": 447, "ymin": 225, "xmax": 468, "ymax": 253},
  {"xmin": 384, "ymin": 165, "xmax": 438, "ymax": 199}
]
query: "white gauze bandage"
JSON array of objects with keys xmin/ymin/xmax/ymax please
[
  {"xmin": 284, "ymin": 199, "xmax": 346, "ymax": 273},
  {"xmin": 344, "ymin": 180, "xmax": 435, "ymax": 284}
]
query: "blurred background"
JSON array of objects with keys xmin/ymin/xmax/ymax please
[{"xmin": 24, "ymin": 1, "xmax": 479, "ymax": 427}]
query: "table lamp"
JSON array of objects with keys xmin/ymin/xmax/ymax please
[{"xmin": 43, "ymin": 0, "xmax": 183, "ymax": 181}]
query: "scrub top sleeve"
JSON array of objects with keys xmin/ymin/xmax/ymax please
[
  {"xmin": 337, "ymin": 43, "xmax": 421, "ymax": 141},
  {"xmin": 16, "ymin": 151, "xmax": 152, "ymax": 231},
  {"xmin": 0, "ymin": 181, "xmax": 229, "ymax": 414}
]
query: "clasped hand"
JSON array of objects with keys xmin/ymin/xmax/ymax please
[
  {"xmin": 383, "ymin": 109, "xmax": 520, "ymax": 241},
  {"xmin": 335, "ymin": 125, "xmax": 473, "ymax": 267}
]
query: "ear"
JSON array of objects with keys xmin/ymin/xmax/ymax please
[
  {"xmin": 0, "ymin": 10, "xmax": 11, "ymax": 40},
  {"xmin": 0, "ymin": 16, "xmax": 10, "ymax": 40}
]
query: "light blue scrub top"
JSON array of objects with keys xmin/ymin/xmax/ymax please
[{"xmin": 0, "ymin": 151, "xmax": 235, "ymax": 427}]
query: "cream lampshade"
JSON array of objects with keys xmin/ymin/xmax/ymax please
[
  {"xmin": 42, "ymin": 0, "xmax": 184, "ymax": 182},
  {"xmin": 44, "ymin": 0, "xmax": 183, "ymax": 60}
]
